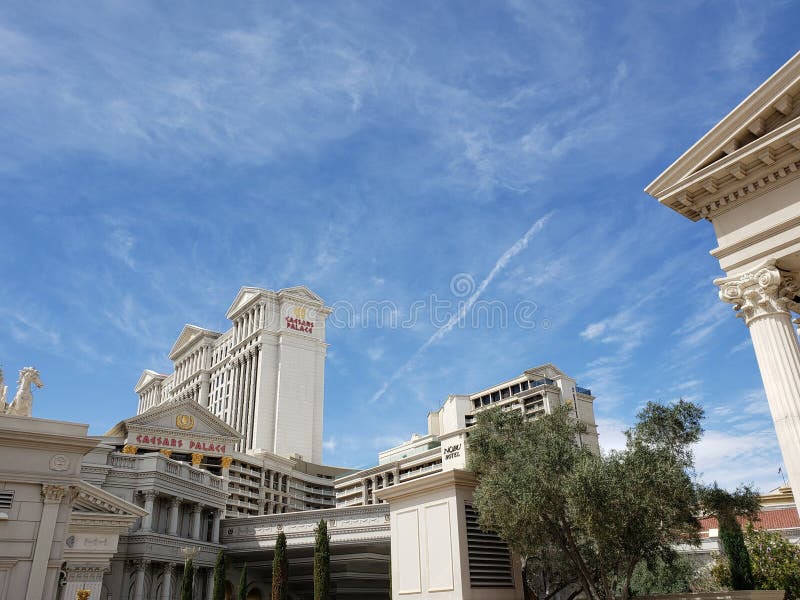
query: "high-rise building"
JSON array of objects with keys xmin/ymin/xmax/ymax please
[{"xmin": 134, "ymin": 286, "xmax": 331, "ymax": 462}]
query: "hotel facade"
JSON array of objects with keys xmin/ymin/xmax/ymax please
[{"xmin": 0, "ymin": 285, "xmax": 598, "ymax": 600}]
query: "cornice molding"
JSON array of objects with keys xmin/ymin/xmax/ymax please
[
  {"xmin": 646, "ymin": 51, "xmax": 800, "ymax": 221},
  {"xmin": 374, "ymin": 468, "xmax": 476, "ymax": 503},
  {"xmin": 647, "ymin": 51, "xmax": 800, "ymax": 197}
]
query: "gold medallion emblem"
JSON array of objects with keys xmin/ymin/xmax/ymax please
[
  {"xmin": 293, "ymin": 306, "xmax": 306, "ymax": 319},
  {"xmin": 176, "ymin": 414, "xmax": 195, "ymax": 430}
]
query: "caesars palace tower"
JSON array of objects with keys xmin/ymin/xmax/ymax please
[{"xmin": 134, "ymin": 286, "xmax": 331, "ymax": 463}]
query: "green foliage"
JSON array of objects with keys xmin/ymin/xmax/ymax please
[
  {"xmin": 629, "ymin": 554, "xmax": 695, "ymax": 596},
  {"xmin": 746, "ymin": 526, "xmax": 800, "ymax": 600},
  {"xmin": 238, "ymin": 563, "xmax": 248, "ymax": 600},
  {"xmin": 626, "ymin": 399, "xmax": 704, "ymax": 466},
  {"xmin": 468, "ymin": 400, "xmax": 705, "ymax": 600},
  {"xmin": 314, "ymin": 519, "xmax": 331, "ymax": 600},
  {"xmin": 698, "ymin": 483, "xmax": 760, "ymax": 590},
  {"xmin": 212, "ymin": 551, "xmax": 226, "ymax": 600},
  {"xmin": 181, "ymin": 559, "xmax": 194, "ymax": 600},
  {"xmin": 272, "ymin": 531, "xmax": 288, "ymax": 600}
]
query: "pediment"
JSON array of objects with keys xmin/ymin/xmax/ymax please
[
  {"xmin": 226, "ymin": 286, "xmax": 270, "ymax": 319},
  {"xmin": 646, "ymin": 51, "xmax": 800, "ymax": 221},
  {"xmin": 134, "ymin": 369, "xmax": 167, "ymax": 393},
  {"xmin": 169, "ymin": 324, "xmax": 220, "ymax": 360},
  {"xmin": 524, "ymin": 363, "xmax": 568, "ymax": 380},
  {"xmin": 71, "ymin": 481, "xmax": 146, "ymax": 518},
  {"xmin": 105, "ymin": 398, "xmax": 242, "ymax": 444},
  {"xmin": 278, "ymin": 285, "xmax": 324, "ymax": 305}
]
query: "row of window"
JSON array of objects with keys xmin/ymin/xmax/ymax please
[{"xmin": 471, "ymin": 378, "xmax": 556, "ymax": 409}]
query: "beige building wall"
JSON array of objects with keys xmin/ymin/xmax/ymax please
[{"xmin": 0, "ymin": 415, "xmax": 99, "ymax": 600}]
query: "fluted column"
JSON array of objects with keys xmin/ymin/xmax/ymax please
[
  {"xmin": 199, "ymin": 371, "xmax": 211, "ymax": 408},
  {"xmin": 140, "ymin": 490, "xmax": 157, "ymax": 532},
  {"xmin": 191, "ymin": 504, "xmax": 203, "ymax": 539},
  {"xmin": 717, "ymin": 261, "xmax": 800, "ymax": 506},
  {"xmin": 211, "ymin": 509, "xmax": 222, "ymax": 542},
  {"xmin": 132, "ymin": 559, "xmax": 151, "ymax": 600},
  {"xmin": 206, "ymin": 568, "xmax": 215, "ymax": 600},
  {"xmin": 161, "ymin": 563, "xmax": 175, "ymax": 600},
  {"xmin": 26, "ymin": 484, "xmax": 66, "ymax": 600},
  {"xmin": 168, "ymin": 497, "xmax": 181, "ymax": 536}
]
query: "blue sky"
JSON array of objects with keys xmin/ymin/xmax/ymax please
[{"xmin": 1, "ymin": 1, "xmax": 798, "ymax": 491}]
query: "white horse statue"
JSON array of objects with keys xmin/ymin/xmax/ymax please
[{"xmin": 4, "ymin": 367, "xmax": 43, "ymax": 417}]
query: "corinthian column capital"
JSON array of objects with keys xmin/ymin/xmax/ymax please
[{"xmin": 715, "ymin": 261, "xmax": 799, "ymax": 326}]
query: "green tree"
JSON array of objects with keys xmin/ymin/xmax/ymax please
[
  {"xmin": 629, "ymin": 555, "xmax": 696, "ymax": 596},
  {"xmin": 467, "ymin": 400, "xmax": 704, "ymax": 600},
  {"xmin": 212, "ymin": 550, "xmax": 226, "ymax": 600},
  {"xmin": 745, "ymin": 525, "xmax": 800, "ymax": 599},
  {"xmin": 698, "ymin": 484, "xmax": 759, "ymax": 590},
  {"xmin": 272, "ymin": 531, "xmax": 288, "ymax": 600},
  {"xmin": 181, "ymin": 559, "xmax": 195, "ymax": 600},
  {"xmin": 238, "ymin": 563, "xmax": 248, "ymax": 600},
  {"xmin": 314, "ymin": 519, "xmax": 331, "ymax": 600}
]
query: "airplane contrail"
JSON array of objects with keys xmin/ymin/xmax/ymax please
[{"xmin": 369, "ymin": 212, "xmax": 553, "ymax": 404}]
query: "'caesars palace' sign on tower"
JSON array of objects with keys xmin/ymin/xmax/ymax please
[{"xmin": 134, "ymin": 286, "xmax": 332, "ymax": 464}]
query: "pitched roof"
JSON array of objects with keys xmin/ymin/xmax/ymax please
[
  {"xmin": 168, "ymin": 324, "xmax": 221, "ymax": 360},
  {"xmin": 646, "ymin": 51, "xmax": 800, "ymax": 221},
  {"xmin": 698, "ymin": 507, "xmax": 800, "ymax": 537}
]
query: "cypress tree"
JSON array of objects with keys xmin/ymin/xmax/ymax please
[
  {"xmin": 272, "ymin": 531, "xmax": 288, "ymax": 600},
  {"xmin": 212, "ymin": 550, "xmax": 226, "ymax": 600},
  {"xmin": 313, "ymin": 519, "xmax": 331, "ymax": 600},
  {"xmin": 719, "ymin": 515, "xmax": 754, "ymax": 590},
  {"xmin": 237, "ymin": 563, "xmax": 248, "ymax": 600},
  {"xmin": 699, "ymin": 483, "xmax": 759, "ymax": 591},
  {"xmin": 181, "ymin": 558, "xmax": 195, "ymax": 600}
]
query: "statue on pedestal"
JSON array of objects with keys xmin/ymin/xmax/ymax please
[{"xmin": 1, "ymin": 367, "xmax": 43, "ymax": 417}]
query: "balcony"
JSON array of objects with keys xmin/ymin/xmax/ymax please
[{"xmin": 109, "ymin": 453, "xmax": 226, "ymax": 491}]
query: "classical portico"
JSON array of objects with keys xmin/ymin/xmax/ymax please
[{"xmin": 646, "ymin": 51, "xmax": 800, "ymax": 505}]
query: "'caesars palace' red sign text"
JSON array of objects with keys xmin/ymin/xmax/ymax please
[
  {"xmin": 285, "ymin": 316, "xmax": 314, "ymax": 333},
  {"xmin": 134, "ymin": 434, "xmax": 226, "ymax": 453}
]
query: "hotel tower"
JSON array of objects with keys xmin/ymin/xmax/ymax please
[{"xmin": 134, "ymin": 286, "xmax": 331, "ymax": 463}]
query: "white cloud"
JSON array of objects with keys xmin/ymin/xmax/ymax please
[
  {"xmin": 580, "ymin": 321, "xmax": 606, "ymax": 340},
  {"xmin": 366, "ymin": 346, "xmax": 384, "ymax": 362}
]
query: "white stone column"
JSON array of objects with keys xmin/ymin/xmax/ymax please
[
  {"xmin": 168, "ymin": 497, "xmax": 181, "ymax": 536},
  {"xmin": 132, "ymin": 559, "xmax": 151, "ymax": 600},
  {"xmin": 25, "ymin": 484, "xmax": 66, "ymax": 600},
  {"xmin": 717, "ymin": 261, "xmax": 800, "ymax": 506},
  {"xmin": 206, "ymin": 568, "xmax": 215, "ymax": 600},
  {"xmin": 161, "ymin": 563, "xmax": 175, "ymax": 600},
  {"xmin": 199, "ymin": 371, "xmax": 211, "ymax": 407},
  {"xmin": 191, "ymin": 504, "xmax": 203, "ymax": 539},
  {"xmin": 141, "ymin": 490, "xmax": 157, "ymax": 532},
  {"xmin": 211, "ymin": 509, "xmax": 222, "ymax": 543}
]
